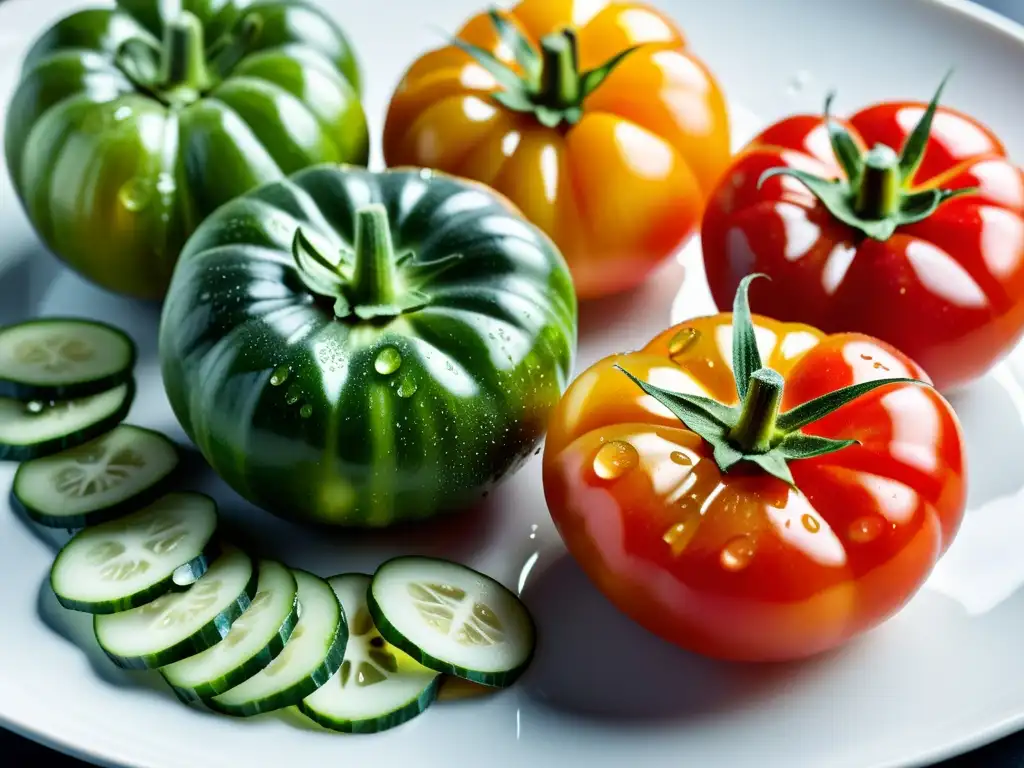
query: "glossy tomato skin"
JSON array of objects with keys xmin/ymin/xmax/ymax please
[
  {"xmin": 383, "ymin": 0, "xmax": 730, "ymax": 301},
  {"xmin": 161, "ymin": 167, "xmax": 577, "ymax": 528},
  {"xmin": 702, "ymin": 100, "xmax": 1024, "ymax": 392},
  {"xmin": 542, "ymin": 314, "xmax": 966, "ymax": 661},
  {"xmin": 5, "ymin": 0, "xmax": 368, "ymax": 300}
]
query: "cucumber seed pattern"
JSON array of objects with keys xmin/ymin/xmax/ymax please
[
  {"xmin": 140, "ymin": 579, "xmax": 224, "ymax": 629},
  {"xmin": 15, "ymin": 335, "xmax": 94, "ymax": 373},
  {"xmin": 339, "ymin": 607, "xmax": 398, "ymax": 688},
  {"xmin": 53, "ymin": 442, "xmax": 145, "ymax": 498},
  {"xmin": 407, "ymin": 583, "xmax": 505, "ymax": 647}
]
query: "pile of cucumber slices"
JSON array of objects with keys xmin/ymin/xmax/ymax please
[{"xmin": 1, "ymin": 317, "xmax": 536, "ymax": 734}]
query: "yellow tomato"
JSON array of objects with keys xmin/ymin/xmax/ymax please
[{"xmin": 384, "ymin": 0, "xmax": 731, "ymax": 300}]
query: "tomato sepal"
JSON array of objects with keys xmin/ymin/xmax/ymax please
[
  {"xmin": 616, "ymin": 275, "xmax": 930, "ymax": 486},
  {"xmin": 452, "ymin": 11, "xmax": 645, "ymax": 129},
  {"xmin": 757, "ymin": 72, "xmax": 978, "ymax": 242}
]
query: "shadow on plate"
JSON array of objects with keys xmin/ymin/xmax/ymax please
[
  {"xmin": 945, "ymin": 365, "xmax": 1024, "ymax": 509},
  {"xmin": 173, "ymin": 443, "xmax": 503, "ymax": 573},
  {"xmin": 35, "ymin": 576, "xmax": 167, "ymax": 699},
  {"xmin": 518, "ymin": 554, "xmax": 838, "ymax": 723}
]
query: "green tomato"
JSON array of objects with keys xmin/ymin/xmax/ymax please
[
  {"xmin": 159, "ymin": 165, "xmax": 578, "ymax": 527},
  {"xmin": 5, "ymin": 0, "xmax": 368, "ymax": 300}
]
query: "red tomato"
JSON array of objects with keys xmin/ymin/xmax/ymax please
[
  {"xmin": 542, "ymin": 285, "xmax": 966, "ymax": 662},
  {"xmin": 701, "ymin": 79, "xmax": 1024, "ymax": 391}
]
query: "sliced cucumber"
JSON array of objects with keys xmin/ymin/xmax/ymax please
[
  {"xmin": 299, "ymin": 574, "xmax": 440, "ymax": 733},
  {"xmin": 0, "ymin": 318, "xmax": 135, "ymax": 400},
  {"xmin": 208, "ymin": 569, "xmax": 347, "ymax": 717},
  {"xmin": 95, "ymin": 545, "xmax": 257, "ymax": 669},
  {"xmin": 160, "ymin": 560, "xmax": 299, "ymax": 702},
  {"xmin": 367, "ymin": 557, "xmax": 536, "ymax": 688},
  {"xmin": 0, "ymin": 381, "xmax": 135, "ymax": 461},
  {"xmin": 12, "ymin": 425, "xmax": 180, "ymax": 528},
  {"xmin": 50, "ymin": 493, "xmax": 219, "ymax": 614}
]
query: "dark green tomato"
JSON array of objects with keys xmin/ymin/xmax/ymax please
[
  {"xmin": 159, "ymin": 165, "xmax": 578, "ymax": 527},
  {"xmin": 5, "ymin": 0, "xmax": 368, "ymax": 300}
]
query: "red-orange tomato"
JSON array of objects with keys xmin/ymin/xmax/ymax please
[
  {"xmin": 702, "ymin": 100, "xmax": 1024, "ymax": 391},
  {"xmin": 383, "ymin": 0, "xmax": 730, "ymax": 300},
  {"xmin": 542, "ymin": 313, "xmax": 966, "ymax": 662}
]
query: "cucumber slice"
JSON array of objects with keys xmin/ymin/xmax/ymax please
[
  {"xmin": 298, "ymin": 574, "xmax": 440, "ymax": 733},
  {"xmin": 208, "ymin": 569, "xmax": 347, "ymax": 717},
  {"xmin": 160, "ymin": 560, "xmax": 299, "ymax": 702},
  {"xmin": 0, "ymin": 381, "xmax": 135, "ymax": 461},
  {"xmin": 12, "ymin": 425, "xmax": 180, "ymax": 528},
  {"xmin": 50, "ymin": 493, "xmax": 219, "ymax": 614},
  {"xmin": 367, "ymin": 557, "xmax": 536, "ymax": 688},
  {"xmin": 0, "ymin": 318, "xmax": 135, "ymax": 400},
  {"xmin": 95, "ymin": 545, "xmax": 257, "ymax": 669}
]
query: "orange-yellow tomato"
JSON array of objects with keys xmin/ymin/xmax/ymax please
[
  {"xmin": 543, "ymin": 313, "xmax": 966, "ymax": 661},
  {"xmin": 384, "ymin": 0, "xmax": 731, "ymax": 300}
]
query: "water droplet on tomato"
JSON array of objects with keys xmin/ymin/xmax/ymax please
[
  {"xmin": 720, "ymin": 536, "xmax": 756, "ymax": 571},
  {"xmin": 669, "ymin": 450, "xmax": 692, "ymax": 466},
  {"xmin": 397, "ymin": 378, "xmax": 418, "ymax": 398},
  {"xmin": 299, "ymin": 404, "xmax": 313, "ymax": 419},
  {"xmin": 418, "ymin": 168, "xmax": 434, "ymax": 181},
  {"xmin": 592, "ymin": 440, "xmax": 638, "ymax": 480},
  {"xmin": 118, "ymin": 178, "xmax": 153, "ymax": 212},
  {"xmin": 801, "ymin": 513, "xmax": 821, "ymax": 533},
  {"xmin": 667, "ymin": 327, "xmax": 700, "ymax": 360},
  {"xmin": 285, "ymin": 385, "xmax": 301, "ymax": 405},
  {"xmin": 849, "ymin": 516, "xmax": 883, "ymax": 543},
  {"xmin": 374, "ymin": 347, "xmax": 402, "ymax": 375},
  {"xmin": 25, "ymin": 401, "xmax": 45, "ymax": 415},
  {"xmin": 663, "ymin": 515, "xmax": 700, "ymax": 556},
  {"xmin": 270, "ymin": 365, "xmax": 290, "ymax": 387},
  {"xmin": 113, "ymin": 105, "xmax": 133, "ymax": 121}
]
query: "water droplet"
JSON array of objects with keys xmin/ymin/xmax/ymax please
[
  {"xmin": 375, "ymin": 347, "xmax": 402, "ymax": 376},
  {"xmin": 155, "ymin": 172, "xmax": 176, "ymax": 195},
  {"xmin": 418, "ymin": 168, "xmax": 434, "ymax": 181},
  {"xmin": 848, "ymin": 516, "xmax": 883, "ymax": 544},
  {"xmin": 669, "ymin": 450, "xmax": 692, "ymax": 466},
  {"xmin": 801, "ymin": 514, "xmax": 821, "ymax": 533},
  {"xmin": 25, "ymin": 401, "xmax": 44, "ymax": 414},
  {"xmin": 118, "ymin": 178, "xmax": 153, "ymax": 212},
  {"xmin": 285, "ymin": 385, "xmax": 301, "ymax": 405},
  {"xmin": 720, "ymin": 536, "xmax": 756, "ymax": 571},
  {"xmin": 668, "ymin": 327, "xmax": 700, "ymax": 360},
  {"xmin": 299, "ymin": 404, "xmax": 313, "ymax": 419},
  {"xmin": 786, "ymin": 70, "xmax": 811, "ymax": 96},
  {"xmin": 663, "ymin": 517, "xmax": 699, "ymax": 556},
  {"xmin": 592, "ymin": 440, "xmax": 639, "ymax": 481},
  {"xmin": 113, "ymin": 105, "xmax": 133, "ymax": 121},
  {"xmin": 269, "ymin": 365, "xmax": 290, "ymax": 387},
  {"xmin": 397, "ymin": 377, "xmax": 418, "ymax": 398}
]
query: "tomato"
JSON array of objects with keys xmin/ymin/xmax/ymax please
[
  {"xmin": 383, "ymin": 0, "xmax": 730, "ymax": 301},
  {"xmin": 542, "ymin": 277, "xmax": 966, "ymax": 662},
  {"xmin": 160, "ymin": 166, "xmax": 576, "ymax": 527},
  {"xmin": 5, "ymin": 0, "xmax": 368, "ymax": 299},
  {"xmin": 701, "ymin": 75, "xmax": 1024, "ymax": 392}
]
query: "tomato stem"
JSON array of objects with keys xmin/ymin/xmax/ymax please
[
  {"xmin": 854, "ymin": 144, "xmax": 901, "ymax": 219},
  {"xmin": 728, "ymin": 368, "xmax": 784, "ymax": 454},
  {"xmin": 538, "ymin": 30, "xmax": 581, "ymax": 109},
  {"xmin": 350, "ymin": 205, "xmax": 400, "ymax": 310},
  {"xmin": 160, "ymin": 12, "xmax": 211, "ymax": 103}
]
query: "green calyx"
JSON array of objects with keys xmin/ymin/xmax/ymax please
[
  {"xmin": 758, "ymin": 71, "xmax": 976, "ymax": 241},
  {"xmin": 453, "ymin": 10, "xmax": 643, "ymax": 129},
  {"xmin": 617, "ymin": 274, "xmax": 930, "ymax": 485},
  {"xmin": 292, "ymin": 204, "xmax": 461, "ymax": 322},
  {"xmin": 115, "ymin": 11, "xmax": 263, "ymax": 106}
]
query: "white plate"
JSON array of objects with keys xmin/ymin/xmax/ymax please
[{"xmin": 2, "ymin": 0, "xmax": 1024, "ymax": 766}]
